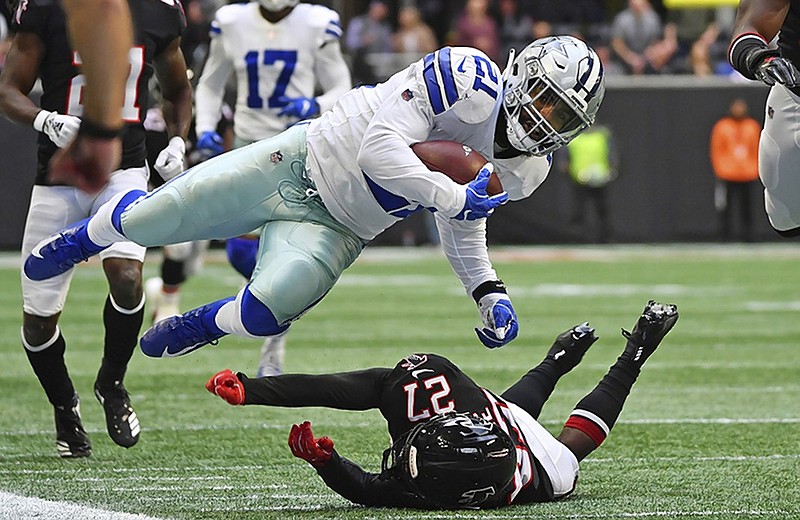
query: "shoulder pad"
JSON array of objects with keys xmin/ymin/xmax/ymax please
[
  {"xmin": 295, "ymin": 4, "xmax": 343, "ymax": 41},
  {"xmin": 414, "ymin": 47, "xmax": 502, "ymax": 124}
]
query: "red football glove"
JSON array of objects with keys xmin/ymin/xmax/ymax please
[
  {"xmin": 48, "ymin": 133, "xmax": 120, "ymax": 194},
  {"xmin": 288, "ymin": 421, "xmax": 334, "ymax": 467},
  {"xmin": 205, "ymin": 369, "xmax": 245, "ymax": 405}
]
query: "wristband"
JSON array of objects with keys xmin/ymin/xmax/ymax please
[
  {"xmin": 32, "ymin": 110, "xmax": 52, "ymax": 132},
  {"xmin": 472, "ymin": 279, "xmax": 507, "ymax": 303},
  {"xmin": 78, "ymin": 118, "xmax": 124, "ymax": 140},
  {"xmin": 729, "ymin": 33, "xmax": 769, "ymax": 80}
]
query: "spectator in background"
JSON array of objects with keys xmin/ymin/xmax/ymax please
[
  {"xmin": 392, "ymin": 5, "xmax": 438, "ymax": 54},
  {"xmin": 497, "ymin": 0, "xmax": 534, "ymax": 66},
  {"xmin": 709, "ymin": 98, "xmax": 762, "ymax": 242},
  {"xmin": 611, "ymin": 0, "xmax": 677, "ymax": 74},
  {"xmin": 345, "ymin": 0, "xmax": 393, "ymax": 85},
  {"xmin": 562, "ymin": 122, "xmax": 618, "ymax": 244},
  {"xmin": 448, "ymin": 0, "xmax": 500, "ymax": 63}
]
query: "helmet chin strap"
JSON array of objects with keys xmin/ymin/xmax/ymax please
[{"xmin": 501, "ymin": 48, "xmax": 517, "ymax": 83}]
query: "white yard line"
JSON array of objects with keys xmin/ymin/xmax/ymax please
[{"xmin": 0, "ymin": 491, "xmax": 167, "ymax": 520}]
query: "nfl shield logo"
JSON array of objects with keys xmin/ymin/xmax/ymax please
[{"xmin": 270, "ymin": 151, "xmax": 283, "ymax": 164}]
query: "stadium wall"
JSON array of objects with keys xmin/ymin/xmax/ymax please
[{"xmin": 0, "ymin": 79, "xmax": 773, "ymax": 249}]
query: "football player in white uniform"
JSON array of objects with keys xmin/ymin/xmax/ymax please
[
  {"xmin": 147, "ymin": 0, "xmax": 352, "ymax": 376},
  {"xmin": 205, "ymin": 301, "xmax": 679, "ymax": 509},
  {"xmin": 728, "ymin": 0, "xmax": 800, "ymax": 236},
  {"xmin": 24, "ymin": 36, "xmax": 605, "ymax": 360}
]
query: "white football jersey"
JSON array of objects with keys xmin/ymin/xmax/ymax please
[
  {"xmin": 195, "ymin": 2, "xmax": 351, "ymax": 141},
  {"xmin": 306, "ymin": 46, "xmax": 552, "ymax": 293}
]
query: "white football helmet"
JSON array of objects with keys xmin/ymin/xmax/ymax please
[
  {"xmin": 257, "ymin": 0, "xmax": 299, "ymax": 11},
  {"xmin": 503, "ymin": 35, "xmax": 605, "ymax": 156}
]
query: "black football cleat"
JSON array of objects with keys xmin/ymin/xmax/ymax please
[
  {"xmin": 94, "ymin": 381, "xmax": 140, "ymax": 448},
  {"xmin": 546, "ymin": 322, "xmax": 598, "ymax": 373},
  {"xmin": 621, "ymin": 300, "xmax": 679, "ymax": 365},
  {"xmin": 54, "ymin": 393, "xmax": 92, "ymax": 459}
]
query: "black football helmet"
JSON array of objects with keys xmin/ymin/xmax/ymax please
[{"xmin": 383, "ymin": 412, "xmax": 517, "ymax": 508}]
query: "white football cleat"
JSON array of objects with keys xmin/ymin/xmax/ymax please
[{"xmin": 256, "ymin": 331, "xmax": 287, "ymax": 377}]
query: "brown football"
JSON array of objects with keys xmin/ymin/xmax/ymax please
[{"xmin": 411, "ymin": 140, "xmax": 503, "ymax": 195}]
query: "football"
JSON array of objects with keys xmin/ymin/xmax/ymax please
[{"xmin": 411, "ymin": 140, "xmax": 503, "ymax": 195}]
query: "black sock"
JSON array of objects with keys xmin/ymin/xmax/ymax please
[
  {"xmin": 161, "ymin": 257, "xmax": 187, "ymax": 286},
  {"xmin": 24, "ymin": 332, "xmax": 75, "ymax": 409},
  {"xmin": 500, "ymin": 359, "xmax": 564, "ymax": 419},
  {"xmin": 564, "ymin": 356, "xmax": 641, "ymax": 447},
  {"xmin": 97, "ymin": 295, "xmax": 144, "ymax": 388}
]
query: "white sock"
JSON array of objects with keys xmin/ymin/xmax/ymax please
[
  {"xmin": 87, "ymin": 191, "xmax": 135, "ymax": 246},
  {"xmin": 214, "ymin": 287, "xmax": 260, "ymax": 338}
]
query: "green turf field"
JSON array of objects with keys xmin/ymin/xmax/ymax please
[{"xmin": 0, "ymin": 245, "xmax": 798, "ymax": 519}]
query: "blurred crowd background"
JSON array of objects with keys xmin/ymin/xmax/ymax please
[{"xmin": 0, "ymin": 0, "xmax": 743, "ymax": 83}]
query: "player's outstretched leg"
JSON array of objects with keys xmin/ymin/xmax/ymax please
[
  {"xmin": 546, "ymin": 322, "xmax": 598, "ymax": 374},
  {"xmin": 24, "ymin": 189, "xmax": 145, "ymax": 281},
  {"xmin": 139, "ymin": 296, "xmax": 234, "ymax": 358},
  {"xmin": 558, "ymin": 300, "xmax": 679, "ymax": 461},
  {"xmin": 501, "ymin": 323, "xmax": 598, "ymax": 419}
]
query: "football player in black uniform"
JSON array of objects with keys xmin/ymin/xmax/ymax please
[
  {"xmin": 0, "ymin": 0, "xmax": 192, "ymax": 457},
  {"xmin": 206, "ymin": 300, "xmax": 679, "ymax": 509},
  {"xmin": 729, "ymin": 0, "xmax": 800, "ymax": 236}
]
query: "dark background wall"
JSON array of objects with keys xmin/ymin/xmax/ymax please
[{"xmin": 0, "ymin": 79, "xmax": 773, "ymax": 250}]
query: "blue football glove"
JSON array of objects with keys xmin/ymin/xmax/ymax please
[
  {"xmin": 453, "ymin": 163, "xmax": 509, "ymax": 220},
  {"xmin": 277, "ymin": 96, "xmax": 320, "ymax": 119},
  {"xmin": 196, "ymin": 131, "xmax": 224, "ymax": 159},
  {"xmin": 475, "ymin": 292, "xmax": 519, "ymax": 349}
]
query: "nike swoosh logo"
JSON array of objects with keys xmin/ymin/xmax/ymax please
[
  {"xmin": 553, "ymin": 350, "xmax": 566, "ymax": 360},
  {"xmin": 457, "ymin": 56, "xmax": 468, "ymax": 73},
  {"xmin": 411, "ymin": 369, "xmax": 434, "ymax": 379},
  {"xmin": 161, "ymin": 342, "xmax": 204, "ymax": 358}
]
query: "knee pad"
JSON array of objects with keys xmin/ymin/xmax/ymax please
[
  {"xmin": 226, "ymin": 237, "xmax": 258, "ymax": 280},
  {"xmin": 240, "ymin": 287, "xmax": 289, "ymax": 337}
]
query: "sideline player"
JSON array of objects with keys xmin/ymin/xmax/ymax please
[
  {"xmin": 0, "ymin": 0, "xmax": 192, "ymax": 457},
  {"xmin": 147, "ymin": 0, "xmax": 351, "ymax": 376},
  {"xmin": 207, "ymin": 300, "xmax": 679, "ymax": 509},
  {"xmin": 23, "ymin": 36, "xmax": 605, "ymax": 360},
  {"xmin": 728, "ymin": 0, "xmax": 800, "ymax": 235}
]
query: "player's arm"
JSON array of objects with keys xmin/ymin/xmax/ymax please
[
  {"xmin": 206, "ymin": 368, "xmax": 391, "ymax": 409},
  {"xmin": 152, "ymin": 36, "xmax": 193, "ymax": 180},
  {"xmin": 316, "ymin": 452, "xmax": 430, "ymax": 508},
  {"xmin": 729, "ymin": 0, "xmax": 795, "ymax": 84},
  {"xmin": 0, "ymin": 32, "xmax": 44, "ymax": 125},
  {"xmin": 311, "ymin": 35, "xmax": 352, "ymax": 114},
  {"xmin": 0, "ymin": 31, "xmax": 80, "ymax": 147},
  {"xmin": 288, "ymin": 421, "xmax": 430, "ymax": 508},
  {"xmin": 194, "ymin": 31, "xmax": 232, "ymax": 139},
  {"xmin": 435, "ymin": 214, "xmax": 519, "ymax": 349},
  {"xmin": 356, "ymin": 82, "xmax": 469, "ymax": 217},
  {"xmin": 154, "ymin": 37, "xmax": 192, "ymax": 143}
]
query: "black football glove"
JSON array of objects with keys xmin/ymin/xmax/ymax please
[{"xmin": 748, "ymin": 48, "xmax": 800, "ymax": 87}]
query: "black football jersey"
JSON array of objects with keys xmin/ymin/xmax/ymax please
[
  {"xmin": 378, "ymin": 354, "xmax": 499, "ymax": 442},
  {"xmin": 779, "ymin": 0, "xmax": 800, "ymax": 69},
  {"xmin": 12, "ymin": 0, "xmax": 186, "ymax": 184}
]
